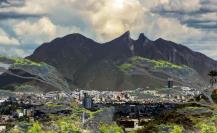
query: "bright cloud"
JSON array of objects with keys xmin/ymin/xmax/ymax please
[
  {"xmin": 14, "ymin": 17, "xmax": 57, "ymax": 44},
  {"xmin": 60, "ymin": 0, "xmax": 145, "ymax": 41},
  {"xmin": 15, "ymin": 17, "xmax": 56, "ymax": 37},
  {"xmin": 14, "ymin": 17, "xmax": 82, "ymax": 45}
]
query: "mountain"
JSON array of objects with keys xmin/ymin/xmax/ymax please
[{"xmin": 15, "ymin": 31, "xmax": 214, "ymax": 90}]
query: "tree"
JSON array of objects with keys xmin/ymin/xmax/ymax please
[
  {"xmin": 170, "ymin": 125, "xmax": 183, "ymax": 133},
  {"xmin": 200, "ymin": 123, "xmax": 217, "ymax": 133},
  {"xmin": 28, "ymin": 121, "xmax": 42, "ymax": 133}
]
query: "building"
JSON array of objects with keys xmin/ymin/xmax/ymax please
[
  {"xmin": 16, "ymin": 106, "xmax": 33, "ymax": 118},
  {"xmin": 0, "ymin": 99, "xmax": 7, "ymax": 105},
  {"xmin": 168, "ymin": 78, "xmax": 173, "ymax": 88},
  {"xmin": 82, "ymin": 93, "xmax": 93, "ymax": 110},
  {"xmin": 0, "ymin": 125, "xmax": 6, "ymax": 132}
]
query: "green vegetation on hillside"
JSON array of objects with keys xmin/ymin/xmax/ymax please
[
  {"xmin": 147, "ymin": 124, "xmax": 183, "ymax": 133},
  {"xmin": 14, "ymin": 84, "xmax": 33, "ymax": 90},
  {"xmin": 11, "ymin": 58, "xmax": 47, "ymax": 69},
  {"xmin": 46, "ymin": 103, "xmax": 63, "ymax": 108},
  {"xmin": 99, "ymin": 123, "xmax": 124, "ymax": 133},
  {"xmin": 0, "ymin": 55, "xmax": 47, "ymax": 69},
  {"xmin": 0, "ymin": 55, "xmax": 14, "ymax": 62},
  {"xmin": 118, "ymin": 63, "xmax": 133, "ymax": 71},
  {"xmin": 170, "ymin": 125, "xmax": 183, "ymax": 133},
  {"xmin": 130, "ymin": 56, "xmax": 183, "ymax": 69},
  {"xmin": 27, "ymin": 121, "xmax": 43, "ymax": 133},
  {"xmin": 118, "ymin": 56, "xmax": 184, "ymax": 72}
]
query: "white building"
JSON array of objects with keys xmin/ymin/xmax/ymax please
[{"xmin": 0, "ymin": 125, "xmax": 6, "ymax": 132}]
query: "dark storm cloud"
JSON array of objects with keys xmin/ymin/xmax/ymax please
[
  {"xmin": 184, "ymin": 20, "xmax": 217, "ymax": 29},
  {"xmin": 0, "ymin": 0, "xmax": 42, "ymax": 20},
  {"xmin": 0, "ymin": 12, "xmax": 42, "ymax": 20},
  {"xmin": 151, "ymin": 0, "xmax": 217, "ymax": 30},
  {"xmin": 0, "ymin": 0, "xmax": 25, "ymax": 8},
  {"xmin": 0, "ymin": 0, "xmax": 10, "ymax": 5}
]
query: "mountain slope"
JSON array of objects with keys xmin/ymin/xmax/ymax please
[
  {"xmin": 0, "ymin": 56, "xmax": 69, "ymax": 92},
  {"xmin": 134, "ymin": 34, "xmax": 217, "ymax": 79}
]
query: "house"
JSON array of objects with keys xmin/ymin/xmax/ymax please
[
  {"xmin": 0, "ymin": 125, "xmax": 6, "ymax": 132},
  {"xmin": 0, "ymin": 98, "xmax": 7, "ymax": 105},
  {"xmin": 0, "ymin": 115, "xmax": 11, "ymax": 123}
]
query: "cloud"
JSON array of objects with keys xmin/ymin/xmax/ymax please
[
  {"xmin": 150, "ymin": 0, "xmax": 217, "ymax": 30},
  {"xmin": 200, "ymin": 0, "xmax": 217, "ymax": 12},
  {"xmin": 0, "ymin": 11, "xmax": 40, "ymax": 20},
  {"xmin": 189, "ymin": 43, "xmax": 217, "ymax": 60},
  {"xmin": 145, "ymin": 0, "xmax": 217, "ymax": 58},
  {"xmin": 15, "ymin": 17, "xmax": 56, "ymax": 41},
  {"xmin": 152, "ymin": 0, "xmax": 201, "ymax": 13},
  {"xmin": 0, "ymin": 0, "xmax": 47, "ymax": 14},
  {"xmin": 67, "ymin": 0, "xmax": 214, "ymax": 44},
  {"xmin": 14, "ymin": 17, "xmax": 82, "ymax": 45},
  {"xmin": 68, "ymin": 0, "xmax": 145, "ymax": 41},
  {"xmin": 0, "ymin": 45, "xmax": 31, "ymax": 57},
  {"xmin": 14, "ymin": 17, "xmax": 56, "ymax": 46},
  {"xmin": 0, "ymin": 0, "xmax": 25, "ymax": 8},
  {"xmin": 143, "ymin": 16, "xmax": 202, "ymax": 42},
  {"xmin": 181, "ymin": 12, "xmax": 217, "ymax": 30},
  {"xmin": 0, "ymin": 0, "xmax": 46, "ymax": 20},
  {"xmin": 0, "ymin": 28, "xmax": 19, "ymax": 45}
]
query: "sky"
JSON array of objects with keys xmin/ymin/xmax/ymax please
[{"xmin": 0, "ymin": 0, "xmax": 216, "ymax": 59}]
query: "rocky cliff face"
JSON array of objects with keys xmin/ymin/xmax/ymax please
[{"xmin": 24, "ymin": 31, "xmax": 216, "ymax": 90}]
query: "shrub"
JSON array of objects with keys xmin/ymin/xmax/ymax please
[
  {"xmin": 200, "ymin": 123, "xmax": 217, "ymax": 133},
  {"xmin": 28, "ymin": 121, "xmax": 42, "ymax": 133},
  {"xmin": 99, "ymin": 123, "xmax": 124, "ymax": 133},
  {"xmin": 170, "ymin": 125, "xmax": 183, "ymax": 133},
  {"xmin": 56, "ymin": 120, "xmax": 82, "ymax": 133},
  {"xmin": 118, "ymin": 63, "xmax": 133, "ymax": 71}
]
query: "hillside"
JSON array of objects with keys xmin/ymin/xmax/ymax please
[{"xmin": 0, "ymin": 56, "xmax": 69, "ymax": 93}]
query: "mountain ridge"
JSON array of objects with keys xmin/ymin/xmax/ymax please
[
  {"xmin": 0, "ymin": 31, "xmax": 215, "ymax": 91},
  {"xmin": 24, "ymin": 31, "xmax": 216, "ymax": 90}
]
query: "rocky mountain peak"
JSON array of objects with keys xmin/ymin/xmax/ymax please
[
  {"xmin": 138, "ymin": 33, "xmax": 148, "ymax": 41},
  {"xmin": 114, "ymin": 31, "xmax": 131, "ymax": 42},
  {"xmin": 122, "ymin": 30, "xmax": 130, "ymax": 38}
]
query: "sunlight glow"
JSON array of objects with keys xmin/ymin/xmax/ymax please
[{"xmin": 114, "ymin": 0, "xmax": 124, "ymax": 9}]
